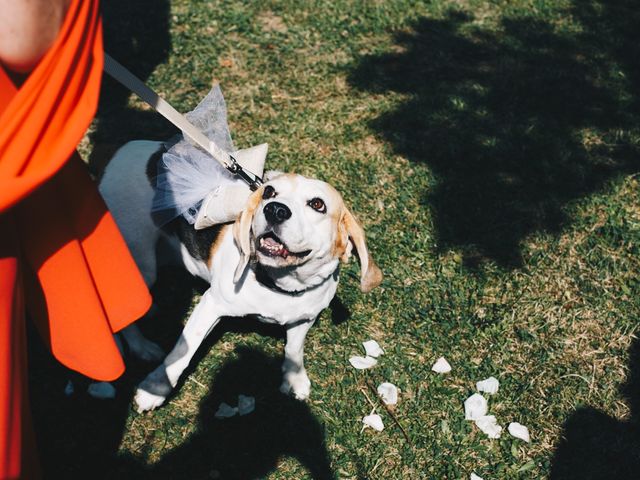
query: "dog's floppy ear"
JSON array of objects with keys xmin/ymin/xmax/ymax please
[
  {"xmin": 337, "ymin": 207, "xmax": 383, "ymax": 293},
  {"xmin": 232, "ymin": 188, "xmax": 263, "ymax": 283}
]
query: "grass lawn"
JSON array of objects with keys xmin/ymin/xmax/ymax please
[{"xmin": 29, "ymin": 0, "xmax": 640, "ymax": 478}]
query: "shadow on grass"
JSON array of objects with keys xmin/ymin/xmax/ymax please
[
  {"xmin": 89, "ymin": 0, "xmax": 175, "ymax": 178},
  {"xmin": 115, "ymin": 347, "xmax": 335, "ymax": 480},
  {"xmin": 30, "ymin": 265, "xmax": 336, "ymax": 479},
  {"xmin": 549, "ymin": 334, "xmax": 640, "ymax": 479},
  {"xmin": 349, "ymin": 1, "xmax": 640, "ymax": 267},
  {"xmin": 27, "ymin": 266, "xmax": 199, "ymax": 479},
  {"xmin": 329, "ymin": 296, "xmax": 352, "ymax": 325},
  {"xmin": 27, "ymin": 326, "xmax": 142, "ymax": 479},
  {"xmin": 30, "ymin": 344, "xmax": 335, "ymax": 479}
]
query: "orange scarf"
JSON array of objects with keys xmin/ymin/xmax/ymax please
[{"xmin": 0, "ymin": 0, "xmax": 151, "ymax": 476}]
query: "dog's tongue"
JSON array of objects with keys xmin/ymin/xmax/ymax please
[
  {"xmin": 263, "ymin": 237, "xmax": 281, "ymax": 249},
  {"xmin": 261, "ymin": 236, "xmax": 290, "ymax": 257}
]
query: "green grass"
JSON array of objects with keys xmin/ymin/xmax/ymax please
[{"xmin": 33, "ymin": 0, "xmax": 640, "ymax": 478}]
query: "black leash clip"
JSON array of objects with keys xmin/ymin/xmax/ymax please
[{"xmin": 226, "ymin": 156, "xmax": 264, "ymax": 191}]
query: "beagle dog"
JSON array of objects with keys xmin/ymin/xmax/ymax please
[{"xmin": 99, "ymin": 140, "xmax": 382, "ymax": 412}]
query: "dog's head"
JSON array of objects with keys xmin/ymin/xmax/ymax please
[{"xmin": 233, "ymin": 173, "xmax": 382, "ymax": 293}]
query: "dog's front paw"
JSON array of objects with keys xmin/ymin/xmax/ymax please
[
  {"xmin": 128, "ymin": 337, "xmax": 165, "ymax": 363},
  {"xmin": 280, "ymin": 372, "xmax": 311, "ymax": 401},
  {"xmin": 134, "ymin": 388, "xmax": 166, "ymax": 413}
]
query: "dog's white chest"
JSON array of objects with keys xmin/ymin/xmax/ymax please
[{"xmin": 207, "ymin": 232, "xmax": 339, "ymax": 324}]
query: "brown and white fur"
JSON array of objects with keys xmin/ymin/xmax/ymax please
[{"xmin": 99, "ymin": 140, "xmax": 382, "ymax": 412}]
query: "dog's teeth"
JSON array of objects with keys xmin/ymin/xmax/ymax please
[{"xmin": 260, "ymin": 235, "xmax": 291, "ymax": 257}]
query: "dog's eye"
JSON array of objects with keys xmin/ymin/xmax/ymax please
[
  {"xmin": 262, "ymin": 185, "xmax": 276, "ymax": 199},
  {"xmin": 308, "ymin": 197, "xmax": 326, "ymax": 213}
]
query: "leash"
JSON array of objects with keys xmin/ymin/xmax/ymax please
[{"xmin": 103, "ymin": 54, "xmax": 263, "ymax": 190}]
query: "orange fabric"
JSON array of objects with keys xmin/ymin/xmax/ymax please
[
  {"xmin": 0, "ymin": 0, "xmax": 152, "ymax": 477},
  {"xmin": 0, "ymin": 216, "xmax": 40, "ymax": 480},
  {"xmin": 0, "ymin": 0, "xmax": 100, "ymax": 210}
]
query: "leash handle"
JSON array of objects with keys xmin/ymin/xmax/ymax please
[{"xmin": 103, "ymin": 53, "xmax": 263, "ymax": 189}]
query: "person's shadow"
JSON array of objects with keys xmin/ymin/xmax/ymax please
[
  {"xmin": 349, "ymin": 4, "xmax": 640, "ymax": 268},
  {"xmin": 549, "ymin": 333, "xmax": 640, "ymax": 479}
]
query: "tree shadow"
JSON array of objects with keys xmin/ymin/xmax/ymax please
[
  {"xmin": 89, "ymin": 0, "xmax": 175, "ymax": 178},
  {"xmin": 549, "ymin": 333, "xmax": 640, "ymax": 479},
  {"xmin": 349, "ymin": 3, "xmax": 639, "ymax": 267}
]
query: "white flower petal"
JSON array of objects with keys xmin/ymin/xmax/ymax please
[
  {"xmin": 476, "ymin": 376, "xmax": 500, "ymax": 395},
  {"xmin": 362, "ymin": 414, "xmax": 384, "ymax": 432},
  {"xmin": 464, "ymin": 393, "xmax": 488, "ymax": 420},
  {"xmin": 470, "ymin": 473, "xmax": 484, "ymax": 480},
  {"xmin": 238, "ymin": 395, "xmax": 255, "ymax": 416},
  {"xmin": 431, "ymin": 357, "xmax": 452, "ymax": 373},
  {"xmin": 214, "ymin": 402, "xmax": 238, "ymax": 419},
  {"xmin": 377, "ymin": 382, "xmax": 398, "ymax": 405},
  {"xmin": 349, "ymin": 355, "xmax": 378, "ymax": 369},
  {"xmin": 362, "ymin": 340, "xmax": 384, "ymax": 358},
  {"xmin": 87, "ymin": 382, "xmax": 116, "ymax": 400},
  {"xmin": 475, "ymin": 415, "xmax": 502, "ymax": 439},
  {"xmin": 508, "ymin": 422, "xmax": 531, "ymax": 442}
]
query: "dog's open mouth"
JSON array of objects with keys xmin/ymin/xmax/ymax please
[{"xmin": 258, "ymin": 232, "xmax": 310, "ymax": 259}]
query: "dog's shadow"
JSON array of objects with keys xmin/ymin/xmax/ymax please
[
  {"xmin": 114, "ymin": 347, "xmax": 336, "ymax": 480},
  {"xmin": 131, "ymin": 271, "xmax": 343, "ymax": 479}
]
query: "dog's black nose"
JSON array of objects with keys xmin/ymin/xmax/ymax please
[{"xmin": 264, "ymin": 202, "xmax": 291, "ymax": 224}]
